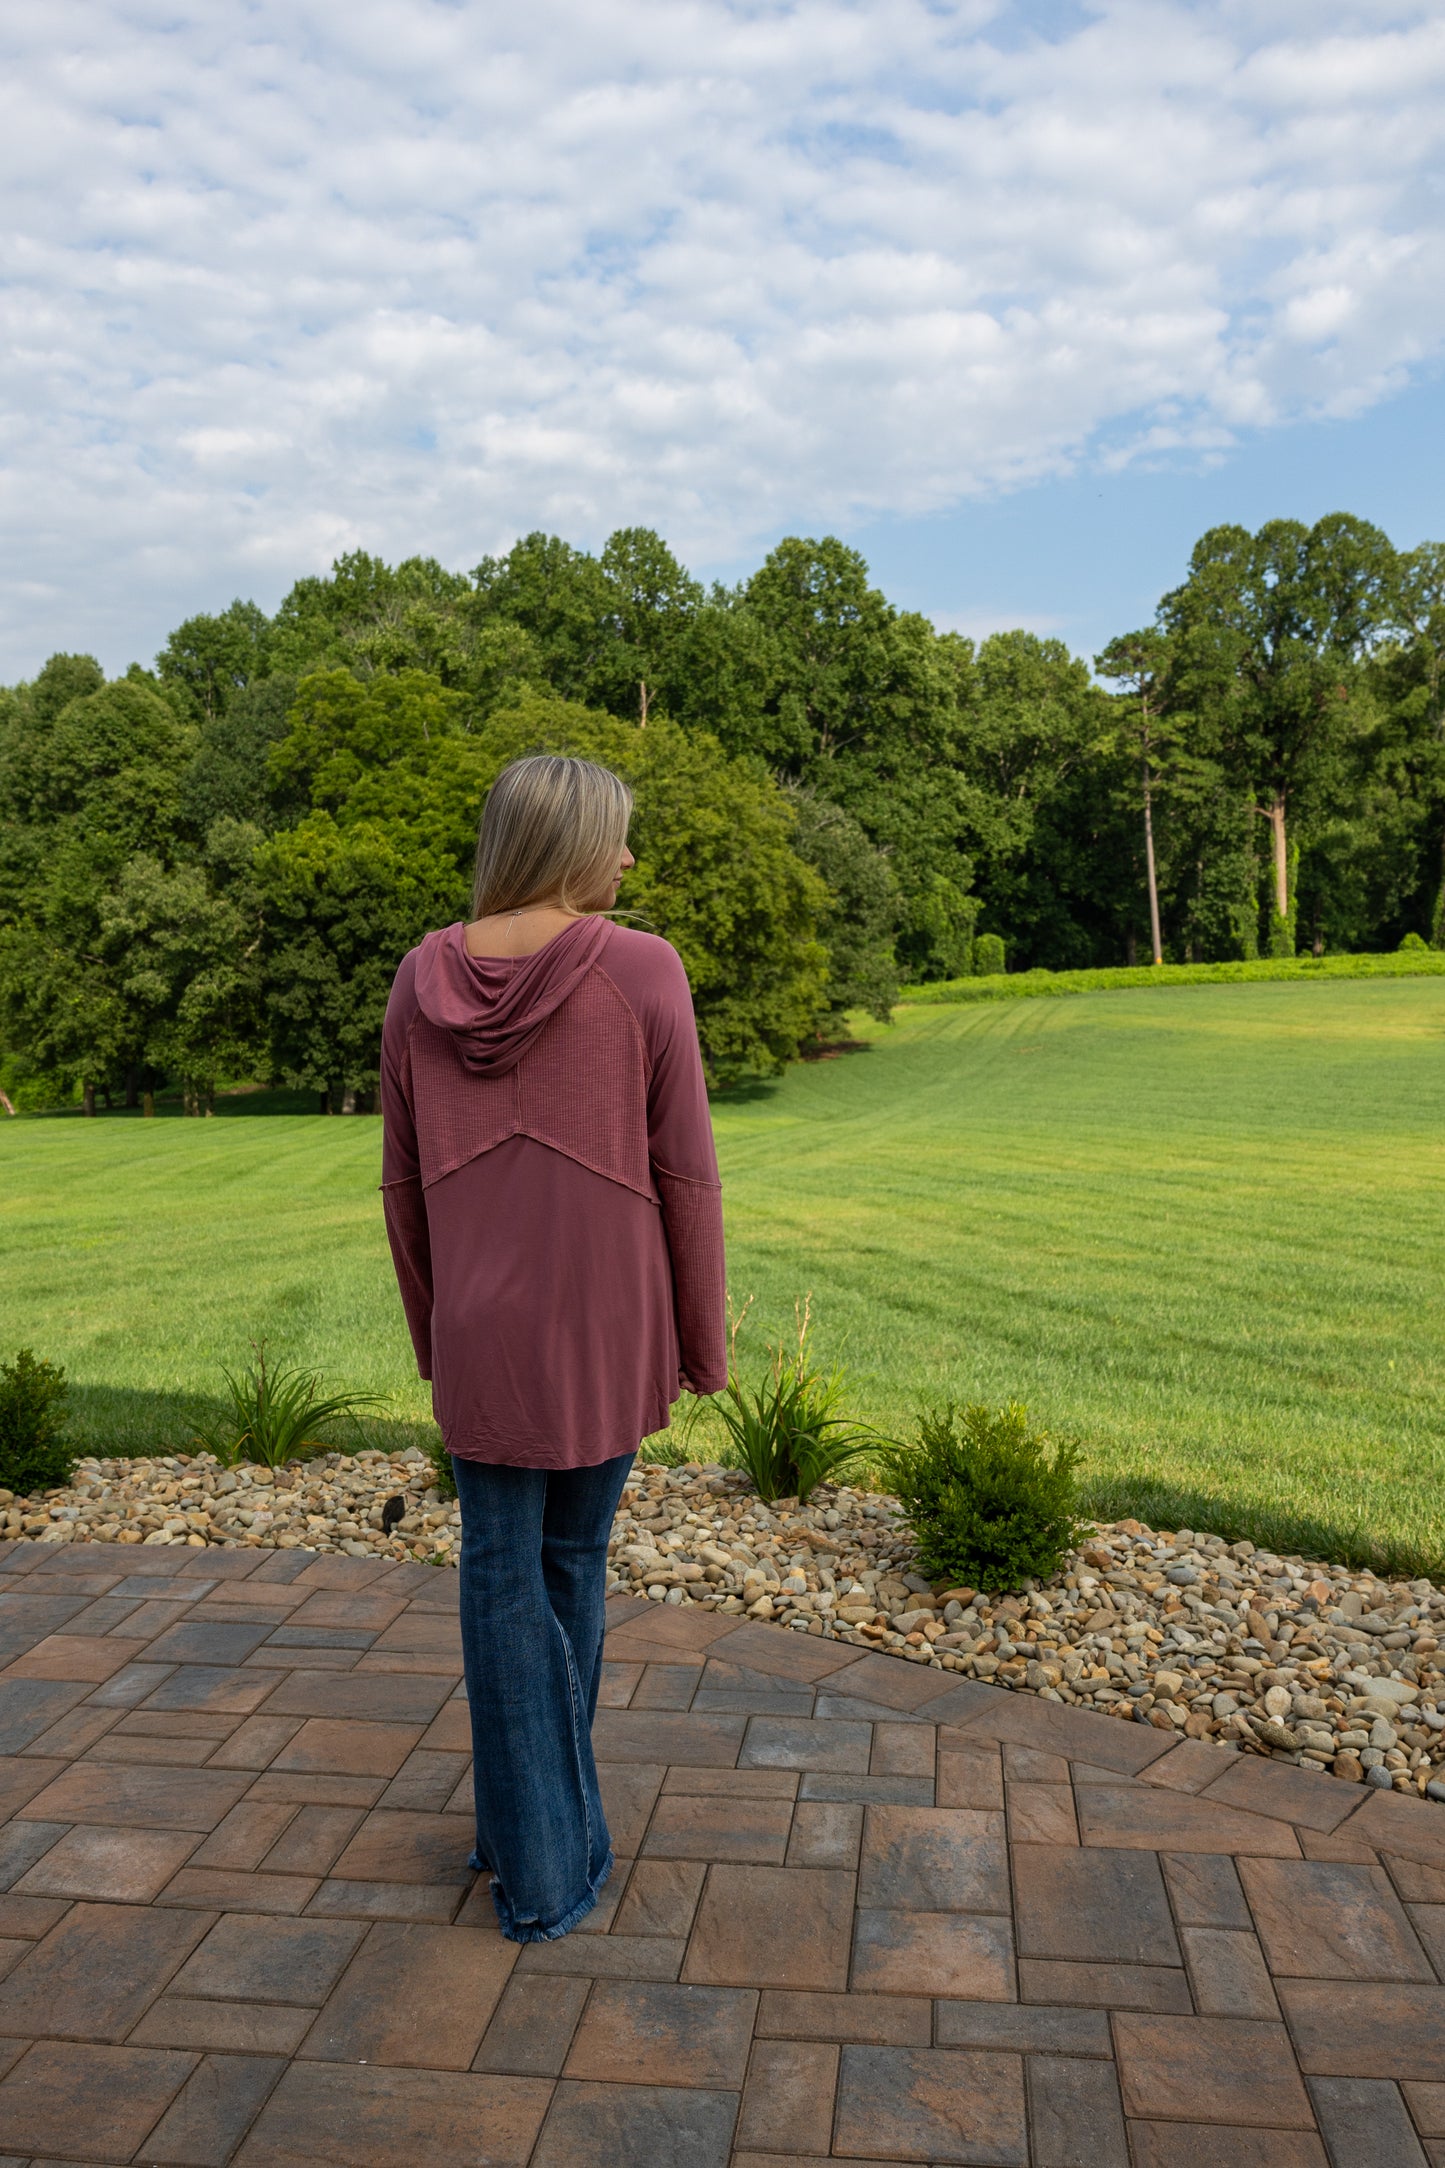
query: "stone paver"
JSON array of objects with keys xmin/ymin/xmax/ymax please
[{"xmin": 0, "ymin": 1541, "xmax": 1440, "ymax": 2162}]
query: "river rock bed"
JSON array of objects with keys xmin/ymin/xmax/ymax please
[
  {"xmin": 7, "ymin": 1450, "xmax": 1443, "ymax": 1801},
  {"xmin": 611, "ymin": 1466, "xmax": 1445, "ymax": 1801},
  {"xmin": 0, "ymin": 1449, "xmax": 460, "ymax": 1562}
]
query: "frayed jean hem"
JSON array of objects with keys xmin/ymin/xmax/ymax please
[{"xmin": 470, "ymin": 1847, "xmax": 616, "ymax": 1945}]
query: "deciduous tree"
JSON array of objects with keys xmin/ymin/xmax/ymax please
[
  {"xmin": 1096, "ymin": 629, "xmax": 1174, "ymax": 966},
  {"xmin": 0, "ymin": 673, "xmax": 196, "ymax": 1108},
  {"xmin": 1161, "ymin": 516, "xmax": 1395, "ymax": 956}
]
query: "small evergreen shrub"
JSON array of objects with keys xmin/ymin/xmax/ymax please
[
  {"xmin": 0, "ymin": 1350, "xmax": 75, "ymax": 1495},
  {"xmin": 881, "ymin": 1401, "xmax": 1084, "ymax": 1592},
  {"xmin": 1399, "ymin": 931, "xmax": 1430, "ymax": 952},
  {"xmin": 973, "ymin": 932, "xmax": 1006, "ymax": 976}
]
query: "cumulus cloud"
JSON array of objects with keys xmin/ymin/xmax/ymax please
[{"xmin": 0, "ymin": 0, "xmax": 1443, "ymax": 672}]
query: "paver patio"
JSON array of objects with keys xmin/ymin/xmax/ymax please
[{"xmin": 0, "ymin": 1539, "xmax": 1443, "ymax": 2165}]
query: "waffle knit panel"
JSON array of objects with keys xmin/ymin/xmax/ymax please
[{"xmin": 406, "ymin": 968, "xmax": 653, "ymax": 1199}]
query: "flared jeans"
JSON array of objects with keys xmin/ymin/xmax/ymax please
[{"xmin": 452, "ymin": 1449, "xmax": 635, "ymax": 1942}]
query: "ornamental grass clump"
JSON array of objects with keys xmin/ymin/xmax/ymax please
[
  {"xmin": 882, "ymin": 1401, "xmax": 1085, "ymax": 1593},
  {"xmin": 712, "ymin": 1296, "xmax": 888, "ymax": 1504},
  {"xmin": 0, "ymin": 1349, "xmax": 75, "ymax": 1496},
  {"xmin": 196, "ymin": 1342, "xmax": 384, "ymax": 1468}
]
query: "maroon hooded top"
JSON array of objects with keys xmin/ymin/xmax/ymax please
[{"xmin": 380, "ymin": 917, "xmax": 727, "ymax": 1468}]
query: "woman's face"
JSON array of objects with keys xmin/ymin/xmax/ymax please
[{"xmin": 590, "ymin": 840, "xmax": 634, "ymax": 911}]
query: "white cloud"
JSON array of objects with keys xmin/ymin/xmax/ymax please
[
  {"xmin": 0, "ymin": 0, "xmax": 1443, "ymax": 674},
  {"xmin": 930, "ymin": 606, "xmax": 1071, "ymax": 643}
]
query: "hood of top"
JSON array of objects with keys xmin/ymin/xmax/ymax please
[{"xmin": 412, "ymin": 916, "xmax": 612, "ymax": 1076}]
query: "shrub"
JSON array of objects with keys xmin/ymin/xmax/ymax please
[
  {"xmin": 895, "ymin": 948, "xmax": 1445, "ymax": 1006},
  {"xmin": 0, "ymin": 1350, "xmax": 75, "ymax": 1495},
  {"xmin": 712, "ymin": 1299, "xmax": 887, "ymax": 1504},
  {"xmin": 1399, "ymin": 931, "xmax": 1431, "ymax": 952},
  {"xmin": 880, "ymin": 1402, "xmax": 1084, "ymax": 1592},
  {"xmin": 425, "ymin": 1431, "xmax": 457, "ymax": 1499},
  {"xmin": 196, "ymin": 1342, "xmax": 384, "ymax": 1468},
  {"xmin": 973, "ymin": 932, "xmax": 1006, "ymax": 976}
]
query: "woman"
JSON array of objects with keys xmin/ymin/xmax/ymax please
[{"xmin": 379, "ymin": 754, "xmax": 727, "ymax": 1942}]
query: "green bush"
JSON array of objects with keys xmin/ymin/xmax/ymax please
[
  {"xmin": 896, "ymin": 947, "xmax": 1445, "ymax": 1005},
  {"xmin": 972, "ymin": 932, "xmax": 1006, "ymax": 977},
  {"xmin": 880, "ymin": 1402, "xmax": 1084, "ymax": 1592},
  {"xmin": 1399, "ymin": 931, "xmax": 1431, "ymax": 952},
  {"xmin": 0, "ymin": 1349, "xmax": 75, "ymax": 1495}
]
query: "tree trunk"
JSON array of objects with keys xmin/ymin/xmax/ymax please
[
  {"xmin": 100, "ymin": 1084, "xmax": 113, "ymax": 1110},
  {"xmin": 82, "ymin": 1080, "xmax": 96, "ymax": 1117},
  {"xmin": 1126, "ymin": 930, "xmax": 1137, "ymax": 966},
  {"xmin": 1142, "ymin": 752, "xmax": 1163, "ymax": 966},
  {"xmin": 1262, "ymin": 792, "xmax": 1292, "ymax": 958},
  {"xmin": 125, "ymin": 1067, "xmax": 139, "ymax": 1108},
  {"xmin": 341, "ymin": 1087, "xmax": 357, "ymax": 1115},
  {"xmin": 1267, "ymin": 792, "xmax": 1288, "ymax": 919},
  {"xmin": 142, "ymin": 1089, "xmax": 155, "ymax": 1118},
  {"xmin": 0, "ymin": 1088, "xmax": 16, "ymax": 1118},
  {"xmin": 318, "ymin": 1090, "xmax": 330, "ymax": 1115}
]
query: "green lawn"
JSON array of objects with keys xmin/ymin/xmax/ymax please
[{"xmin": 3, "ymin": 977, "xmax": 1443, "ymax": 1572}]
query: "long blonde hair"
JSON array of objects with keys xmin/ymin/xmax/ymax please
[{"xmin": 471, "ymin": 754, "xmax": 633, "ymax": 919}]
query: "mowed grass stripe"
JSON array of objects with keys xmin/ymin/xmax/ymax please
[
  {"xmin": 1, "ymin": 977, "xmax": 1442, "ymax": 1570},
  {"xmin": 0, "ymin": 1117, "xmax": 418, "ymax": 1452},
  {"xmin": 709, "ymin": 984, "xmax": 1445, "ymax": 1570}
]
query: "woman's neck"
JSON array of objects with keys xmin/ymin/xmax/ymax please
[{"xmin": 463, "ymin": 903, "xmax": 584, "ymax": 959}]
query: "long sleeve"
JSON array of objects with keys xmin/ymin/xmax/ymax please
[
  {"xmin": 640, "ymin": 944, "xmax": 728, "ymax": 1395},
  {"xmin": 380, "ymin": 953, "xmax": 435, "ymax": 1380}
]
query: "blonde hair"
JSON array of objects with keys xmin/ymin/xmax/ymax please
[{"xmin": 471, "ymin": 754, "xmax": 633, "ymax": 919}]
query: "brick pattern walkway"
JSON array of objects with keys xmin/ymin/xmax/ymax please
[{"xmin": 0, "ymin": 1542, "xmax": 1442, "ymax": 2164}]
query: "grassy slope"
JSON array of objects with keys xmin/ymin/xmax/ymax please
[
  {"xmin": 710, "ymin": 979, "xmax": 1445, "ymax": 1573},
  {"xmin": 2, "ymin": 978, "xmax": 1443, "ymax": 1570},
  {"xmin": 0, "ymin": 1113, "xmax": 434, "ymax": 1461}
]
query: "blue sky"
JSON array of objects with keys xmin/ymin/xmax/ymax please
[
  {"xmin": 844, "ymin": 368, "xmax": 1445, "ymax": 663},
  {"xmin": 1, "ymin": 0, "xmax": 1443, "ymax": 680}
]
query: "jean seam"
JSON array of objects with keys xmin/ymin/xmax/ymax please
[{"xmin": 552, "ymin": 1599, "xmax": 595, "ymax": 1887}]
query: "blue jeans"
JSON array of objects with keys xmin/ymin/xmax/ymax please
[{"xmin": 451, "ymin": 1450, "xmax": 634, "ymax": 1942}]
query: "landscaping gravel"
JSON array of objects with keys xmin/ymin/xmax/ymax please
[
  {"xmin": 0, "ymin": 1449, "xmax": 460, "ymax": 1563},
  {"xmin": 8, "ymin": 1450, "xmax": 1444, "ymax": 1801}
]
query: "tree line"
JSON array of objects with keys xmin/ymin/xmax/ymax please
[{"xmin": 1, "ymin": 516, "xmax": 1441, "ymax": 1110}]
